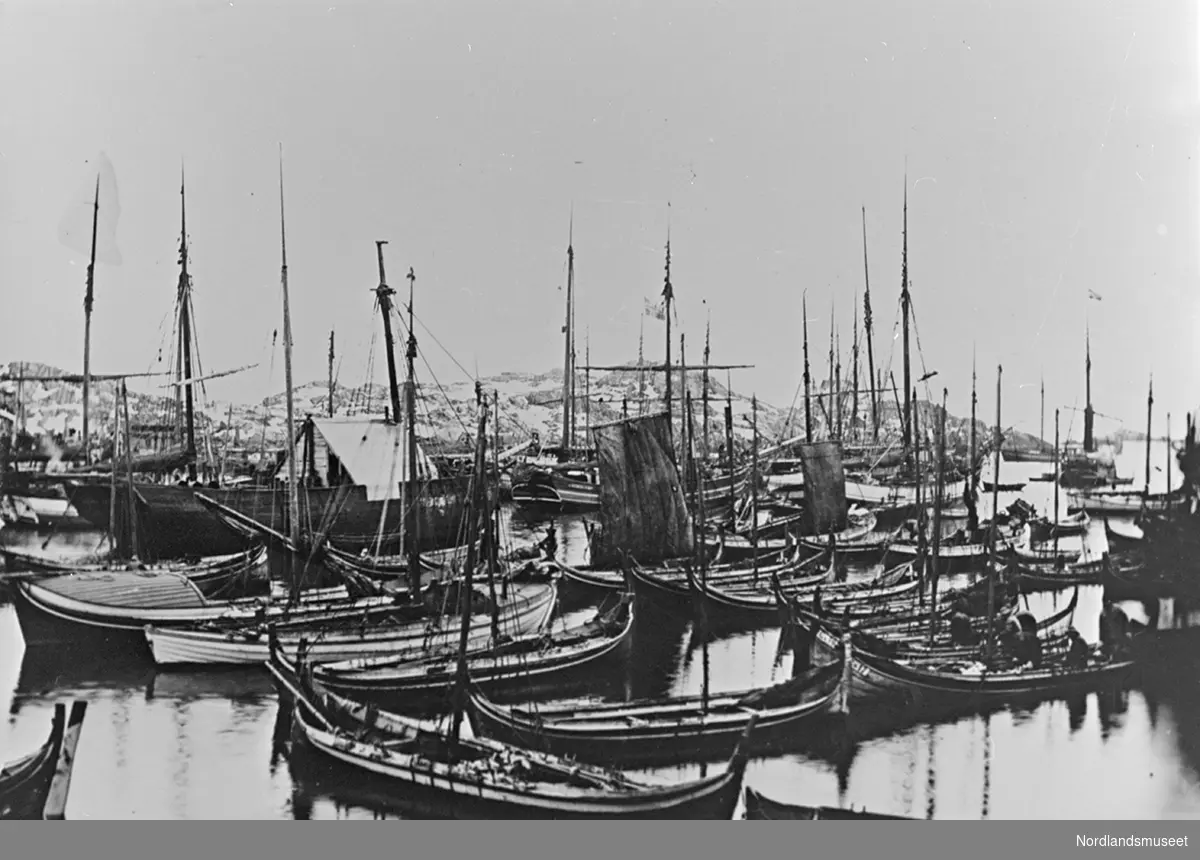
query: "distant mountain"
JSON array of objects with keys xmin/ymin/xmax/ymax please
[{"xmin": 1, "ymin": 359, "xmax": 1029, "ymax": 461}]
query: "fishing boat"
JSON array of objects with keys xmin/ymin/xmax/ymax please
[
  {"xmin": 143, "ymin": 576, "xmax": 556, "ymax": 667},
  {"xmin": 0, "ymin": 701, "xmax": 87, "ymax": 820},
  {"xmin": 885, "ymin": 517, "xmax": 1023, "ymax": 572},
  {"xmin": 467, "ymin": 656, "xmax": 842, "ymax": 766},
  {"xmin": 845, "ymin": 632, "xmax": 1136, "ymax": 706},
  {"xmin": 306, "ymin": 590, "xmax": 634, "ymax": 702},
  {"xmin": 268, "ymin": 407, "xmax": 756, "ymax": 818},
  {"xmin": 1028, "ymin": 510, "xmax": 1090, "ymax": 542},
  {"xmin": 743, "ymin": 787, "xmax": 914, "ymax": 821},
  {"xmin": 268, "ymin": 642, "xmax": 755, "ymax": 819},
  {"xmin": 1066, "ymin": 487, "xmax": 1183, "ymax": 515},
  {"xmin": 687, "ymin": 560, "xmax": 919, "ymax": 623},
  {"xmin": 3, "ymin": 543, "xmax": 265, "ymax": 593},
  {"xmin": 1103, "ymin": 517, "xmax": 1144, "ymax": 551},
  {"xmin": 511, "ymin": 464, "xmax": 600, "ymax": 512},
  {"xmin": 0, "ymin": 483, "xmax": 90, "ymax": 531}
]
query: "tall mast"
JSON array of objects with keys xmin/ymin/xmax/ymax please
[
  {"xmin": 636, "ymin": 318, "xmax": 647, "ymax": 415},
  {"xmin": 278, "ymin": 148, "xmax": 300, "ymax": 567},
  {"xmin": 985, "ymin": 365, "xmax": 1002, "ymax": 661},
  {"xmin": 901, "ymin": 176, "xmax": 913, "ymax": 463},
  {"xmin": 927, "ymin": 388, "xmax": 947, "ymax": 645},
  {"xmin": 751, "ymin": 395, "xmax": 760, "ymax": 576},
  {"xmin": 702, "ymin": 316, "xmax": 711, "ymax": 466},
  {"xmin": 802, "ymin": 291, "xmax": 813, "ymax": 444},
  {"xmin": 835, "ymin": 323, "xmax": 842, "ymax": 440},
  {"xmin": 449, "ymin": 390, "xmax": 489, "ymax": 758},
  {"xmin": 375, "ymin": 241, "xmax": 403, "ymax": 424},
  {"xmin": 405, "ymin": 267, "xmax": 421, "ymax": 599},
  {"xmin": 680, "ymin": 334, "xmax": 688, "ymax": 496},
  {"xmin": 1039, "ymin": 374, "xmax": 1045, "ymax": 451},
  {"xmin": 1144, "ymin": 375, "xmax": 1154, "ymax": 497},
  {"xmin": 828, "ymin": 303, "xmax": 835, "ymax": 439},
  {"xmin": 584, "ymin": 331, "xmax": 591, "ymax": 448},
  {"xmin": 1083, "ymin": 326, "xmax": 1095, "ymax": 453},
  {"xmin": 561, "ymin": 214, "xmax": 575, "ymax": 451},
  {"xmin": 178, "ymin": 171, "xmax": 197, "ymax": 481},
  {"xmin": 1053, "ymin": 409, "xmax": 1061, "ymax": 559},
  {"xmin": 851, "ymin": 297, "xmax": 860, "ymax": 443},
  {"xmin": 663, "ymin": 220, "xmax": 674, "ymax": 457},
  {"xmin": 327, "ymin": 330, "xmax": 335, "ymax": 418},
  {"xmin": 81, "ymin": 176, "xmax": 100, "ymax": 466},
  {"xmin": 970, "ymin": 348, "xmax": 977, "ymax": 487},
  {"xmin": 862, "ymin": 206, "xmax": 879, "ymax": 441}
]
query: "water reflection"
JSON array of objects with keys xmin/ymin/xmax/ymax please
[{"xmin": 1, "ymin": 445, "xmax": 1199, "ymax": 819}]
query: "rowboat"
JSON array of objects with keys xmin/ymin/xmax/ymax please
[
  {"xmin": 743, "ymin": 787, "xmax": 914, "ymax": 820},
  {"xmin": 466, "ymin": 657, "xmax": 842, "ymax": 766},
  {"xmin": 267, "ymin": 643, "xmax": 756, "ymax": 819},
  {"xmin": 0, "ymin": 701, "xmax": 87, "ymax": 820},
  {"xmin": 144, "ymin": 580, "xmax": 558, "ymax": 666},
  {"xmin": 2, "ymin": 543, "xmax": 266, "ymax": 594},
  {"xmin": 307, "ymin": 592, "xmax": 634, "ymax": 701}
]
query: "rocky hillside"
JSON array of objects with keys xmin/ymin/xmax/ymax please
[{"xmin": 1, "ymin": 359, "xmax": 1045, "ymax": 461}]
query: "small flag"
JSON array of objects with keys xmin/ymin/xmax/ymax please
[
  {"xmin": 1088, "ymin": 290, "xmax": 1102, "ymax": 301},
  {"xmin": 644, "ymin": 297, "xmax": 666, "ymax": 321}
]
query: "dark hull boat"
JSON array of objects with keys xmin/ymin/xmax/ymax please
[
  {"xmin": 267, "ymin": 644, "xmax": 756, "ymax": 819},
  {"xmin": 743, "ymin": 787, "xmax": 914, "ymax": 820},
  {"xmin": 511, "ymin": 465, "xmax": 600, "ymax": 512},
  {"xmin": 308, "ymin": 592, "xmax": 635, "ymax": 702},
  {"xmin": 67, "ymin": 475, "xmax": 472, "ymax": 560},
  {"xmin": 467, "ymin": 657, "xmax": 843, "ymax": 766},
  {"xmin": 0, "ymin": 701, "xmax": 88, "ymax": 820}
]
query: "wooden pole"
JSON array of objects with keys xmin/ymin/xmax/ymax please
[
  {"xmin": 751, "ymin": 396, "xmax": 760, "ymax": 576},
  {"xmin": 82, "ymin": 177, "xmax": 100, "ymax": 467},
  {"xmin": 927, "ymin": 388, "xmax": 947, "ymax": 645},
  {"xmin": 1144, "ymin": 375, "xmax": 1154, "ymax": 498},
  {"xmin": 121, "ymin": 381, "xmax": 138, "ymax": 560},
  {"xmin": 327, "ymin": 330, "xmax": 335, "ymax": 418},
  {"xmin": 449, "ymin": 391, "xmax": 489, "ymax": 758},
  {"xmin": 861, "ymin": 207, "xmax": 879, "ymax": 441},
  {"xmin": 985, "ymin": 365, "xmax": 1002, "ymax": 662},
  {"xmin": 278, "ymin": 148, "xmax": 301, "ymax": 593},
  {"xmin": 1053, "ymin": 409, "xmax": 1060, "ymax": 559},
  {"xmin": 405, "ymin": 268, "xmax": 421, "ymax": 598},
  {"xmin": 802, "ymin": 291, "xmax": 813, "ymax": 444}
]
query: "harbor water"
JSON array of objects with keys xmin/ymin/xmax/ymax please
[{"xmin": 2, "ymin": 441, "xmax": 1199, "ymax": 819}]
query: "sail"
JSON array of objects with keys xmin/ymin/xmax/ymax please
[
  {"xmin": 592, "ymin": 412, "xmax": 693, "ymax": 564},
  {"xmin": 798, "ymin": 440, "xmax": 848, "ymax": 535}
]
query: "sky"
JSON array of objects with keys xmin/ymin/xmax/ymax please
[{"xmin": 1, "ymin": 0, "xmax": 1197, "ymax": 443}]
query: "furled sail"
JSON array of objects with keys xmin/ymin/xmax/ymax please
[{"xmin": 592, "ymin": 412, "xmax": 693, "ymax": 565}]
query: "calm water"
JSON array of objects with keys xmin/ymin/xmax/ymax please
[{"xmin": 2, "ymin": 440, "xmax": 1199, "ymax": 819}]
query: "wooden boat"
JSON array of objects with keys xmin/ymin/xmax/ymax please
[
  {"xmin": 982, "ymin": 480, "xmax": 1026, "ymax": 492},
  {"xmin": 1066, "ymin": 488, "xmax": 1183, "ymax": 515},
  {"xmin": 1028, "ymin": 510, "xmax": 1090, "ymax": 542},
  {"xmin": 743, "ymin": 787, "xmax": 914, "ymax": 820},
  {"xmin": 550, "ymin": 539, "xmax": 731, "ymax": 592},
  {"xmin": 267, "ymin": 640, "xmax": 756, "ymax": 819},
  {"xmin": 15, "ymin": 569, "xmax": 382, "ymax": 635},
  {"xmin": 886, "ymin": 520, "xmax": 1022, "ymax": 570},
  {"xmin": 844, "ymin": 476, "xmax": 967, "ymax": 510},
  {"xmin": 0, "ymin": 701, "xmax": 87, "ymax": 820},
  {"xmin": 625, "ymin": 545, "xmax": 817, "ymax": 607},
  {"xmin": 0, "ymin": 490, "xmax": 90, "ymax": 531},
  {"xmin": 144, "ymin": 579, "xmax": 557, "ymax": 666},
  {"xmin": 2, "ymin": 543, "xmax": 266, "ymax": 594},
  {"xmin": 687, "ymin": 560, "xmax": 920, "ymax": 621},
  {"xmin": 1103, "ymin": 517, "xmax": 1144, "ymax": 551},
  {"xmin": 511, "ymin": 464, "xmax": 600, "ymax": 512},
  {"xmin": 307, "ymin": 591, "xmax": 634, "ymax": 700},
  {"xmin": 844, "ymin": 631, "xmax": 1135, "ymax": 705},
  {"xmin": 466, "ymin": 657, "xmax": 842, "ymax": 765}
]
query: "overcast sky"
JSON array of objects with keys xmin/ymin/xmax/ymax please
[{"xmin": 1, "ymin": 0, "xmax": 1196, "ymax": 441}]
